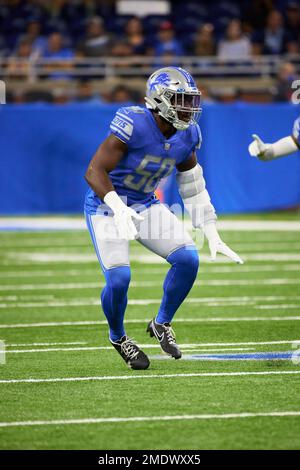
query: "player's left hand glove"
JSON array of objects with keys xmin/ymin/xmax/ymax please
[
  {"xmin": 248, "ymin": 134, "xmax": 274, "ymax": 161},
  {"xmin": 104, "ymin": 190, "xmax": 144, "ymax": 240},
  {"xmin": 203, "ymin": 223, "xmax": 244, "ymax": 264}
]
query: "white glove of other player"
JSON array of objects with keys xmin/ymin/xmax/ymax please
[
  {"xmin": 203, "ymin": 223, "xmax": 244, "ymax": 264},
  {"xmin": 248, "ymin": 134, "xmax": 274, "ymax": 161},
  {"xmin": 104, "ymin": 191, "xmax": 144, "ymax": 240}
]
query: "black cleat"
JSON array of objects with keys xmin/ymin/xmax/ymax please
[
  {"xmin": 110, "ymin": 336, "xmax": 150, "ymax": 370},
  {"xmin": 146, "ymin": 319, "xmax": 182, "ymax": 359}
]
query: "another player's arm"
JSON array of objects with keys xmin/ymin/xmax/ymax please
[
  {"xmin": 248, "ymin": 134, "xmax": 299, "ymax": 161},
  {"xmin": 176, "ymin": 153, "xmax": 243, "ymax": 264},
  {"xmin": 85, "ymin": 134, "xmax": 143, "ymax": 240}
]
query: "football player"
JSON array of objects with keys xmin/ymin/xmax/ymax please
[
  {"xmin": 84, "ymin": 67, "xmax": 243, "ymax": 370},
  {"xmin": 249, "ymin": 116, "xmax": 300, "ymax": 160}
]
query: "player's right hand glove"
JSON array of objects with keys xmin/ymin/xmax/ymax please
[
  {"xmin": 203, "ymin": 223, "xmax": 244, "ymax": 264},
  {"xmin": 104, "ymin": 191, "xmax": 144, "ymax": 240},
  {"xmin": 248, "ymin": 134, "xmax": 274, "ymax": 161}
]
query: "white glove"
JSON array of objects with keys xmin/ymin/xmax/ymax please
[
  {"xmin": 104, "ymin": 191, "xmax": 144, "ymax": 240},
  {"xmin": 203, "ymin": 223, "xmax": 244, "ymax": 264},
  {"xmin": 248, "ymin": 134, "xmax": 274, "ymax": 161}
]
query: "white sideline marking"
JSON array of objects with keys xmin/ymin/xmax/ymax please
[
  {"xmin": 1, "ymin": 370, "xmax": 300, "ymax": 385},
  {"xmin": 1, "ymin": 317, "xmax": 300, "ymax": 329},
  {"xmin": 0, "ymin": 278, "xmax": 299, "ymax": 292},
  {"xmin": 1, "ymin": 411, "xmax": 299, "ymax": 428}
]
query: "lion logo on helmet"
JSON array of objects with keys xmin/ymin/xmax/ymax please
[{"xmin": 149, "ymin": 72, "xmax": 170, "ymax": 91}]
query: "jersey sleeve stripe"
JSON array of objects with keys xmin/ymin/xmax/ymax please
[
  {"xmin": 110, "ymin": 125, "xmax": 131, "ymax": 142},
  {"xmin": 116, "ymin": 112, "xmax": 134, "ymax": 124}
]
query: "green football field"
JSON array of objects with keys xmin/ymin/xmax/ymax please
[{"xmin": 0, "ymin": 215, "xmax": 300, "ymax": 450}]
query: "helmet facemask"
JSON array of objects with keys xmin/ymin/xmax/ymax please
[
  {"xmin": 150, "ymin": 88, "xmax": 202, "ymax": 131},
  {"xmin": 168, "ymin": 90, "xmax": 202, "ymax": 130}
]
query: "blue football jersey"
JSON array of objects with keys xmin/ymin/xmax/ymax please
[
  {"xmin": 292, "ymin": 116, "xmax": 300, "ymax": 146},
  {"xmin": 85, "ymin": 106, "xmax": 202, "ymax": 215}
]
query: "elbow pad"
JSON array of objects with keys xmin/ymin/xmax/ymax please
[
  {"xmin": 176, "ymin": 164, "xmax": 217, "ymax": 228},
  {"xmin": 271, "ymin": 136, "xmax": 299, "ymax": 158}
]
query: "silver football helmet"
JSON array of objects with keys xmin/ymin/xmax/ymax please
[{"xmin": 145, "ymin": 67, "xmax": 202, "ymax": 131}]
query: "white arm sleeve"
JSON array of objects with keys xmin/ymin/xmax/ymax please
[
  {"xmin": 176, "ymin": 164, "xmax": 217, "ymax": 229},
  {"xmin": 266, "ymin": 136, "xmax": 299, "ymax": 159}
]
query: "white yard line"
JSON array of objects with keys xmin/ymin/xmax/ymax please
[
  {"xmin": 2, "ymin": 295, "xmax": 300, "ymax": 309},
  {"xmin": 0, "ymin": 295, "xmax": 55, "ymax": 301},
  {"xmin": 1, "ymin": 265, "xmax": 300, "ymax": 278},
  {"xmin": 0, "ymin": 411, "xmax": 299, "ymax": 428},
  {"xmin": 180, "ymin": 348, "xmax": 255, "ymax": 353},
  {"xmin": 1, "ymin": 370, "xmax": 300, "ymax": 385},
  {"xmin": 256, "ymin": 305, "xmax": 300, "ymax": 310},
  {"xmin": 4, "ymin": 346, "xmax": 257, "ymax": 354},
  {"xmin": 0, "ymin": 295, "xmax": 298, "ymax": 303},
  {"xmin": 1, "ymin": 317, "xmax": 300, "ymax": 329},
  {"xmin": 0, "ymin": 278, "xmax": 299, "ymax": 292},
  {"xmin": 6, "ymin": 342, "xmax": 87, "ymax": 347},
  {"xmin": 4, "ymin": 252, "xmax": 300, "ymax": 264},
  {"xmin": 3, "ymin": 340, "xmax": 300, "ymax": 352},
  {"xmin": 1, "ymin": 217, "xmax": 300, "ymax": 231},
  {"xmin": 5, "ymin": 346, "xmax": 111, "ymax": 354},
  {"xmin": 1, "ymin": 241, "xmax": 300, "ymax": 250}
]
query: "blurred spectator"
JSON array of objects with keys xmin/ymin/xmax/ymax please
[
  {"xmin": 78, "ymin": 16, "xmax": 112, "ymax": 57},
  {"xmin": 24, "ymin": 89, "xmax": 53, "ymax": 103},
  {"xmin": 110, "ymin": 41, "xmax": 134, "ymax": 72},
  {"xmin": 285, "ymin": 2, "xmax": 300, "ymax": 52},
  {"xmin": 192, "ymin": 24, "xmax": 216, "ymax": 56},
  {"xmin": 272, "ymin": 61, "xmax": 298, "ymax": 102},
  {"xmin": 154, "ymin": 21, "xmax": 184, "ymax": 57},
  {"xmin": 42, "ymin": 31, "xmax": 73, "ymax": 59},
  {"xmin": 252, "ymin": 10, "xmax": 293, "ymax": 55},
  {"xmin": 217, "ymin": 19, "xmax": 251, "ymax": 60},
  {"xmin": 109, "ymin": 84, "xmax": 136, "ymax": 103},
  {"xmin": 23, "ymin": 20, "xmax": 47, "ymax": 58},
  {"xmin": 241, "ymin": 0, "xmax": 273, "ymax": 32},
  {"xmin": 124, "ymin": 17, "xmax": 147, "ymax": 55},
  {"xmin": 7, "ymin": 38, "xmax": 33, "ymax": 78},
  {"xmin": 52, "ymin": 86, "xmax": 70, "ymax": 104},
  {"xmin": 42, "ymin": 32, "xmax": 74, "ymax": 79},
  {"xmin": 0, "ymin": 34, "xmax": 8, "ymax": 57},
  {"xmin": 73, "ymin": 79, "xmax": 103, "ymax": 104}
]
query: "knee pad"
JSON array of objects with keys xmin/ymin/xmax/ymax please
[
  {"xmin": 167, "ymin": 246, "xmax": 199, "ymax": 274},
  {"xmin": 104, "ymin": 266, "xmax": 131, "ymax": 294}
]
